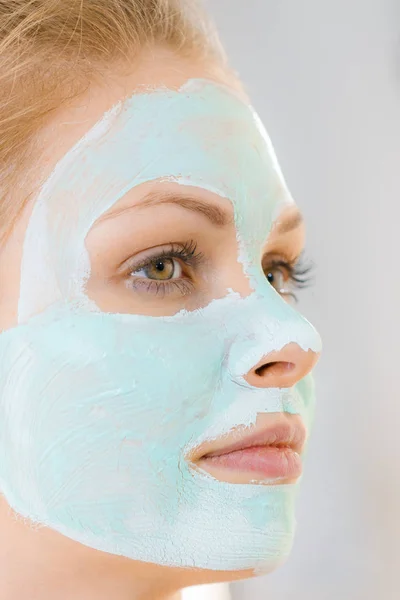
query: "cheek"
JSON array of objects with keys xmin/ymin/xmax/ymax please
[
  {"xmin": 0, "ymin": 309, "xmax": 225, "ymax": 500},
  {"xmin": 0, "ymin": 283, "xmax": 316, "ymax": 569}
]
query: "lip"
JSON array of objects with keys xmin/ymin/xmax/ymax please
[{"xmin": 188, "ymin": 414, "xmax": 307, "ymax": 483}]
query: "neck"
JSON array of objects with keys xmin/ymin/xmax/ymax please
[{"xmin": 0, "ymin": 496, "xmax": 184, "ymax": 600}]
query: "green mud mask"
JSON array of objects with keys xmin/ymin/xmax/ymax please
[{"xmin": 0, "ymin": 80, "xmax": 321, "ymax": 573}]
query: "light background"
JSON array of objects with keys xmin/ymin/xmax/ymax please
[{"xmin": 197, "ymin": 1, "xmax": 399, "ymax": 599}]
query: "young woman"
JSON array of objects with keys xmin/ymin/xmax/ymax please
[{"xmin": 0, "ymin": 1, "xmax": 321, "ymax": 599}]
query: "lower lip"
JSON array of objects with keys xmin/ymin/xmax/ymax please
[{"xmin": 197, "ymin": 446, "xmax": 302, "ymax": 482}]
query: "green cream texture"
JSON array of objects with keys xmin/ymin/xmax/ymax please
[{"xmin": 0, "ymin": 79, "xmax": 321, "ymax": 572}]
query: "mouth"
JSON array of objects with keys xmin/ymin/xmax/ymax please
[{"xmin": 188, "ymin": 413, "xmax": 306, "ymax": 485}]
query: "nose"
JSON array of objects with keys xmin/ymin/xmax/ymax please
[{"xmin": 243, "ymin": 342, "xmax": 320, "ymax": 389}]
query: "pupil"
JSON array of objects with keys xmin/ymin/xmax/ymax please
[
  {"xmin": 155, "ymin": 260, "xmax": 165, "ymax": 272},
  {"xmin": 267, "ymin": 272, "xmax": 274, "ymax": 284}
]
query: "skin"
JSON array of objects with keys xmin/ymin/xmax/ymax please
[{"xmin": 0, "ymin": 46, "xmax": 319, "ymax": 599}]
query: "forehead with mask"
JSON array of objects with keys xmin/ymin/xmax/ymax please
[{"xmin": 0, "ymin": 73, "xmax": 321, "ymax": 578}]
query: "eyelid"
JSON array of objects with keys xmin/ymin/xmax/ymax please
[
  {"xmin": 123, "ymin": 240, "xmax": 205, "ymax": 290},
  {"xmin": 117, "ymin": 245, "xmax": 165, "ymax": 273},
  {"xmin": 118, "ymin": 240, "xmax": 202, "ymax": 274},
  {"xmin": 261, "ymin": 250, "xmax": 302, "ymax": 269},
  {"xmin": 128, "ymin": 277, "xmax": 195, "ymax": 298}
]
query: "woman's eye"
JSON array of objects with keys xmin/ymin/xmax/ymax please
[
  {"xmin": 265, "ymin": 267, "xmax": 288, "ymax": 294},
  {"xmin": 132, "ymin": 257, "xmax": 183, "ymax": 281},
  {"xmin": 125, "ymin": 240, "xmax": 203, "ymax": 297},
  {"xmin": 263, "ymin": 256, "xmax": 313, "ymax": 302}
]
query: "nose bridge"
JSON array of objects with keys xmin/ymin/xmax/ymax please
[{"xmin": 225, "ymin": 288, "xmax": 322, "ymax": 383}]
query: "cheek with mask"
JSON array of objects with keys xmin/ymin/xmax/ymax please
[{"xmin": 0, "ymin": 79, "xmax": 321, "ymax": 575}]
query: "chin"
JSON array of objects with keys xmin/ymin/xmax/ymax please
[{"xmin": 169, "ymin": 553, "xmax": 292, "ymax": 590}]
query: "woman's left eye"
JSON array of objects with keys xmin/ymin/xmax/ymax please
[
  {"xmin": 265, "ymin": 266, "xmax": 288, "ymax": 294},
  {"xmin": 263, "ymin": 256, "xmax": 313, "ymax": 302}
]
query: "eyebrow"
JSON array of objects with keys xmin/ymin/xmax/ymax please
[
  {"xmin": 98, "ymin": 190, "xmax": 303, "ymax": 234},
  {"xmin": 274, "ymin": 210, "xmax": 304, "ymax": 234},
  {"xmin": 98, "ymin": 191, "xmax": 233, "ymax": 227}
]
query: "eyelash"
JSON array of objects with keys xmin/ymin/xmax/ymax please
[
  {"xmin": 127, "ymin": 239, "xmax": 314, "ymax": 300},
  {"xmin": 127, "ymin": 240, "xmax": 203, "ymax": 297},
  {"xmin": 263, "ymin": 255, "xmax": 314, "ymax": 303}
]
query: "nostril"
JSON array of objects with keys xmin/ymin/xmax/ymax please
[
  {"xmin": 242, "ymin": 345, "xmax": 319, "ymax": 389},
  {"xmin": 254, "ymin": 361, "xmax": 295, "ymax": 378}
]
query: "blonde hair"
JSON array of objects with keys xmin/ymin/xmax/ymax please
[{"xmin": 0, "ymin": 0, "xmax": 230, "ymax": 242}]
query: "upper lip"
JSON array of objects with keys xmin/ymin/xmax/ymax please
[{"xmin": 190, "ymin": 415, "xmax": 307, "ymax": 461}]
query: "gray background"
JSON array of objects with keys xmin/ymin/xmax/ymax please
[{"xmin": 205, "ymin": 1, "xmax": 400, "ymax": 599}]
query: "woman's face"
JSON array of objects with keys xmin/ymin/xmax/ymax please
[{"xmin": 0, "ymin": 48, "xmax": 321, "ymax": 581}]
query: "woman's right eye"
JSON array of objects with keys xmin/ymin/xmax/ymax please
[
  {"xmin": 125, "ymin": 240, "xmax": 204, "ymax": 297},
  {"xmin": 131, "ymin": 257, "xmax": 183, "ymax": 281}
]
